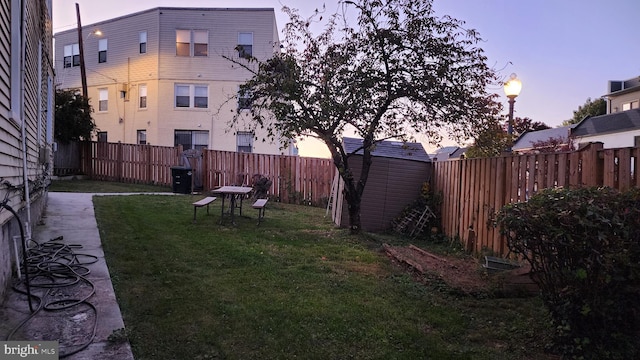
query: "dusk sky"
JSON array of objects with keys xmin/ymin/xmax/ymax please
[{"xmin": 53, "ymin": 0, "xmax": 640, "ymax": 156}]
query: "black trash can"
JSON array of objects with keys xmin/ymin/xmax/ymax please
[{"xmin": 171, "ymin": 166, "xmax": 192, "ymax": 194}]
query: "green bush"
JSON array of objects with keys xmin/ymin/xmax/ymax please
[{"xmin": 496, "ymin": 187, "xmax": 640, "ymax": 359}]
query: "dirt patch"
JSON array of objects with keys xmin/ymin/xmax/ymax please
[{"xmin": 383, "ymin": 244, "xmax": 537, "ymax": 296}]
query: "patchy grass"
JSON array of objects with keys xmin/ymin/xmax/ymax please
[{"xmin": 93, "ymin": 195, "xmax": 554, "ymax": 360}]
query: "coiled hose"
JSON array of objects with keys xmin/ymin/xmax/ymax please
[{"xmin": 3, "ymin": 202, "xmax": 99, "ymax": 357}]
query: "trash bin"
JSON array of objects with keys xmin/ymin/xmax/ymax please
[{"xmin": 171, "ymin": 166, "xmax": 192, "ymax": 194}]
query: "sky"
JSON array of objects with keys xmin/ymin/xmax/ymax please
[{"xmin": 52, "ymin": 0, "xmax": 640, "ymax": 157}]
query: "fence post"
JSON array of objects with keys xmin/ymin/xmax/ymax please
[
  {"xmin": 579, "ymin": 142, "xmax": 604, "ymax": 187},
  {"xmin": 81, "ymin": 141, "xmax": 92, "ymax": 178},
  {"xmin": 202, "ymin": 149, "xmax": 210, "ymax": 191}
]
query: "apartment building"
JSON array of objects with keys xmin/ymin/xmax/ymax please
[{"xmin": 54, "ymin": 7, "xmax": 293, "ymax": 155}]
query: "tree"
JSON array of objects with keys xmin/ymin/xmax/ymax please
[
  {"xmin": 511, "ymin": 117, "xmax": 550, "ymax": 136},
  {"xmin": 530, "ymin": 135, "xmax": 573, "ymax": 153},
  {"xmin": 562, "ymin": 97, "xmax": 606, "ymax": 126},
  {"xmin": 227, "ymin": 0, "xmax": 501, "ymax": 233},
  {"xmin": 466, "ymin": 117, "xmax": 550, "ymax": 158},
  {"xmin": 54, "ymin": 88, "xmax": 96, "ymax": 143},
  {"xmin": 465, "ymin": 120, "xmax": 511, "ymax": 158}
]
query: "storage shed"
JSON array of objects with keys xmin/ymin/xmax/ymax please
[{"xmin": 331, "ymin": 137, "xmax": 432, "ymax": 232}]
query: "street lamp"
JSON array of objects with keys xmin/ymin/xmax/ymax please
[{"xmin": 503, "ymin": 73, "xmax": 522, "ymax": 150}]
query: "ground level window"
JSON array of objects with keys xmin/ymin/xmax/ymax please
[
  {"xmin": 137, "ymin": 130, "xmax": 147, "ymax": 145},
  {"xmin": 236, "ymin": 131, "xmax": 253, "ymax": 153},
  {"xmin": 174, "ymin": 130, "xmax": 208, "ymax": 151}
]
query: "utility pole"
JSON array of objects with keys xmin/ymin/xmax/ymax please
[{"xmin": 76, "ymin": 3, "xmax": 88, "ymax": 97}]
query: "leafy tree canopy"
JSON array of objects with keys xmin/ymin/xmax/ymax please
[
  {"xmin": 466, "ymin": 117, "xmax": 550, "ymax": 158},
  {"xmin": 54, "ymin": 88, "xmax": 96, "ymax": 144},
  {"xmin": 227, "ymin": 0, "xmax": 501, "ymax": 232},
  {"xmin": 511, "ymin": 117, "xmax": 550, "ymax": 136},
  {"xmin": 465, "ymin": 119, "xmax": 510, "ymax": 158},
  {"xmin": 562, "ymin": 97, "xmax": 606, "ymax": 126}
]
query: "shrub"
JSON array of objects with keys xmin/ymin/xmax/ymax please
[{"xmin": 496, "ymin": 187, "xmax": 640, "ymax": 359}]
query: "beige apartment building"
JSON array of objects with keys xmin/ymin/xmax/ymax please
[{"xmin": 54, "ymin": 7, "xmax": 294, "ymax": 155}]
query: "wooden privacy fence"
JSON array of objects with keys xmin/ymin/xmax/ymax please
[
  {"xmin": 77, "ymin": 141, "xmax": 336, "ymax": 206},
  {"xmin": 433, "ymin": 143, "xmax": 640, "ymax": 256},
  {"xmin": 53, "ymin": 142, "xmax": 82, "ymax": 176}
]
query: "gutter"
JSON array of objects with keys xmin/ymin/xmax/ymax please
[{"xmin": 18, "ymin": 0, "xmax": 32, "ymax": 226}]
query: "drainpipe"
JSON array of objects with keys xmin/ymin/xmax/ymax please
[{"xmin": 19, "ymin": 0, "xmax": 32, "ymax": 227}]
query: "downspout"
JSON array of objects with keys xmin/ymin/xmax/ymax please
[{"xmin": 19, "ymin": 0, "xmax": 32, "ymax": 227}]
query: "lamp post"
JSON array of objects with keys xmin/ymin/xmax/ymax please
[{"xmin": 503, "ymin": 73, "xmax": 522, "ymax": 151}]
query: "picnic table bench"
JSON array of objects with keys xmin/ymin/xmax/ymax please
[
  {"xmin": 252, "ymin": 199, "xmax": 268, "ymax": 225},
  {"xmin": 192, "ymin": 196, "xmax": 216, "ymax": 222}
]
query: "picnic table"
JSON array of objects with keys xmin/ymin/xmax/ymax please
[{"xmin": 211, "ymin": 186, "xmax": 253, "ymax": 224}]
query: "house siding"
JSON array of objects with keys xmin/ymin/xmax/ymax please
[
  {"xmin": 1, "ymin": 0, "xmax": 53, "ymax": 302},
  {"xmin": 54, "ymin": 8, "xmax": 286, "ymax": 154},
  {"xmin": 610, "ymin": 90, "xmax": 640, "ymax": 113},
  {"xmin": 575, "ymin": 129, "xmax": 640, "ymax": 149}
]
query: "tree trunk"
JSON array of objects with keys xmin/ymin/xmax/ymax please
[{"xmin": 345, "ymin": 186, "xmax": 362, "ymax": 234}]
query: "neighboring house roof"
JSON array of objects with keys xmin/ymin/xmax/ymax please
[
  {"xmin": 449, "ymin": 147, "xmax": 468, "ymax": 159},
  {"xmin": 343, "ymin": 137, "xmax": 431, "ymax": 162},
  {"xmin": 432, "ymin": 146, "xmax": 467, "ymax": 160},
  {"xmin": 571, "ymin": 108, "xmax": 640, "ymax": 137},
  {"xmin": 512, "ymin": 126, "xmax": 573, "ymax": 151},
  {"xmin": 434, "ymin": 146, "xmax": 459, "ymax": 156}
]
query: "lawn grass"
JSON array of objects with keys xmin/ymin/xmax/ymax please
[
  {"xmin": 49, "ymin": 179, "xmax": 171, "ymax": 193},
  {"xmin": 94, "ymin": 195, "xmax": 554, "ymax": 360}
]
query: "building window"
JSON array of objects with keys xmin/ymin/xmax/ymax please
[
  {"xmin": 139, "ymin": 31, "xmax": 147, "ymax": 54},
  {"xmin": 139, "ymin": 84, "xmax": 147, "ymax": 109},
  {"xmin": 137, "ymin": 130, "xmax": 147, "ymax": 145},
  {"xmin": 97, "ymin": 132, "xmax": 108, "ymax": 142},
  {"xmin": 238, "ymin": 89, "xmax": 251, "ymax": 110},
  {"xmin": 193, "ymin": 30, "xmax": 208, "ymax": 56},
  {"xmin": 174, "ymin": 130, "xmax": 208, "ymax": 151},
  {"xmin": 194, "ymin": 86, "xmax": 208, "ymax": 108},
  {"xmin": 98, "ymin": 39, "xmax": 107, "ymax": 63},
  {"xmin": 98, "ymin": 88, "xmax": 108, "ymax": 111},
  {"xmin": 236, "ymin": 131, "xmax": 253, "ymax": 153},
  {"xmin": 175, "ymin": 85, "xmax": 190, "ymax": 107},
  {"xmin": 176, "ymin": 30, "xmax": 190, "ymax": 56},
  {"xmin": 176, "ymin": 30, "xmax": 208, "ymax": 57},
  {"xmin": 63, "ymin": 44, "xmax": 80, "ymax": 68},
  {"xmin": 622, "ymin": 100, "xmax": 639, "ymax": 111},
  {"xmin": 175, "ymin": 84, "xmax": 208, "ymax": 109},
  {"xmin": 237, "ymin": 32, "xmax": 253, "ymax": 59}
]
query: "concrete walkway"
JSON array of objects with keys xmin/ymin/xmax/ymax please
[{"xmin": 0, "ymin": 192, "xmax": 145, "ymax": 359}]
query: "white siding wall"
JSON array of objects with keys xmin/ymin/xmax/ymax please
[{"xmin": 575, "ymin": 129, "xmax": 640, "ymax": 149}]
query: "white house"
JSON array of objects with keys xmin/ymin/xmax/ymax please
[
  {"xmin": 0, "ymin": 0, "xmax": 55, "ymax": 300},
  {"xmin": 54, "ymin": 7, "xmax": 293, "ymax": 155},
  {"xmin": 571, "ymin": 109, "xmax": 640, "ymax": 149}
]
